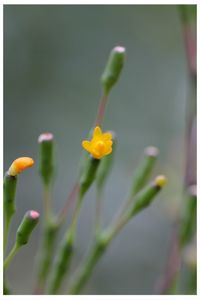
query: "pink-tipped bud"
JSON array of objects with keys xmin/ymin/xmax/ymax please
[
  {"xmin": 144, "ymin": 146, "xmax": 159, "ymax": 157},
  {"xmin": 29, "ymin": 210, "xmax": 40, "ymax": 220},
  {"xmin": 38, "ymin": 132, "xmax": 54, "ymax": 143}
]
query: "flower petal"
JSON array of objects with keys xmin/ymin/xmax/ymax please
[
  {"xmin": 93, "ymin": 126, "xmax": 102, "ymax": 137},
  {"xmin": 82, "ymin": 140, "xmax": 92, "ymax": 152},
  {"xmin": 102, "ymin": 132, "xmax": 112, "ymax": 141},
  {"xmin": 104, "ymin": 147, "xmax": 112, "ymax": 155},
  {"xmin": 106, "ymin": 140, "xmax": 113, "ymax": 147}
]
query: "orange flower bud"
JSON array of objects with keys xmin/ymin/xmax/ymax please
[{"xmin": 8, "ymin": 157, "xmax": 34, "ymax": 176}]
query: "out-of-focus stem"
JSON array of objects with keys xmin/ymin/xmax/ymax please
[
  {"xmin": 95, "ymin": 189, "xmax": 103, "ymax": 238},
  {"xmin": 156, "ymin": 223, "xmax": 180, "ymax": 294},
  {"xmin": 48, "ymin": 193, "xmax": 82, "ymax": 294},
  {"xmin": 57, "ymin": 181, "xmax": 79, "ymax": 226},
  {"xmin": 43, "ymin": 186, "xmax": 51, "ymax": 221},
  {"xmin": 36, "ymin": 182, "xmax": 80, "ymax": 294},
  {"xmin": 94, "ymin": 93, "xmax": 108, "ymax": 126},
  {"xmin": 36, "ymin": 220, "xmax": 59, "ymax": 293},
  {"xmin": 158, "ymin": 6, "xmax": 196, "ymax": 295},
  {"xmin": 69, "ymin": 236, "xmax": 108, "ymax": 295},
  {"xmin": 4, "ymin": 244, "xmax": 19, "ymax": 270}
]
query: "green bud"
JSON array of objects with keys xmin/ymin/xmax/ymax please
[
  {"xmin": 79, "ymin": 156, "xmax": 100, "ymax": 199},
  {"xmin": 101, "ymin": 46, "xmax": 125, "ymax": 95},
  {"xmin": 96, "ymin": 131, "xmax": 117, "ymax": 190},
  {"xmin": 38, "ymin": 133, "xmax": 54, "ymax": 186},
  {"xmin": 128, "ymin": 175, "xmax": 167, "ymax": 218},
  {"xmin": 16, "ymin": 210, "xmax": 40, "ymax": 246},
  {"xmin": 130, "ymin": 146, "xmax": 159, "ymax": 197},
  {"xmin": 4, "ymin": 173, "xmax": 17, "ymax": 220}
]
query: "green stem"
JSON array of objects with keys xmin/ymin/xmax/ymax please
[
  {"xmin": 48, "ymin": 194, "xmax": 83, "ymax": 294},
  {"xmin": 69, "ymin": 236, "xmax": 108, "ymax": 294},
  {"xmin": 69, "ymin": 180, "xmax": 164, "ymax": 294},
  {"xmin": 4, "ymin": 216, "xmax": 11, "ymax": 254},
  {"xmin": 95, "ymin": 188, "xmax": 102, "ymax": 238},
  {"xmin": 3, "ymin": 173, "xmax": 17, "ymax": 254},
  {"xmin": 43, "ymin": 185, "xmax": 52, "ymax": 221},
  {"xmin": 34, "ymin": 184, "xmax": 54, "ymax": 293},
  {"xmin": 4, "ymin": 243, "xmax": 19, "ymax": 270},
  {"xmin": 36, "ymin": 220, "xmax": 59, "ymax": 292}
]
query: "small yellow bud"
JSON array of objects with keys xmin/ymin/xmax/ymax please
[
  {"xmin": 8, "ymin": 157, "xmax": 34, "ymax": 176},
  {"xmin": 154, "ymin": 175, "xmax": 167, "ymax": 188}
]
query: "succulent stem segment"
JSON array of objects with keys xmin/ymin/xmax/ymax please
[
  {"xmin": 36, "ymin": 133, "xmax": 58, "ymax": 292},
  {"xmin": 69, "ymin": 176, "xmax": 167, "ymax": 294},
  {"xmin": 4, "ymin": 210, "xmax": 39, "ymax": 270},
  {"xmin": 3, "ymin": 174, "xmax": 17, "ymax": 253}
]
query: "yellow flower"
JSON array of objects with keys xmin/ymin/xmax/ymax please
[
  {"xmin": 82, "ymin": 126, "xmax": 113, "ymax": 159},
  {"xmin": 8, "ymin": 157, "xmax": 34, "ymax": 176}
]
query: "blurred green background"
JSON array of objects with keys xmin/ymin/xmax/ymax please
[{"xmin": 4, "ymin": 5, "xmax": 188, "ymax": 295}]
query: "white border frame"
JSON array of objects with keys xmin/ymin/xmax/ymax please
[{"xmin": 1, "ymin": 1, "xmax": 199, "ymax": 299}]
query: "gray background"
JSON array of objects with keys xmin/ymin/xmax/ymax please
[{"xmin": 4, "ymin": 5, "xmax": 188, "ymax": 295}]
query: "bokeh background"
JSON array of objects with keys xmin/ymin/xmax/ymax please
[{"xmin": 4, "ymin": 5, "xmax": 189, "ymax": 295}]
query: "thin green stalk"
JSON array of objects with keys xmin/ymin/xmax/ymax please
[
  {"xmin": 69, "ymin": 235, "xmax": 108, "ymax": 295},
  {"xmin": 35, "ymin": 184, "xmax": 55, "ymax": 293},
  {"xmin": 95, "ymin": 189, "xmax": 103, "ymax": 238},
  {"xmin": 43, "ymin": 186, "xmax": 52, "ymax": 221},
  {"xmin": 36, "ymin": 182, "xmax": 79, "ymax": 293},
  {"xmin": 36, "ymin": 219, "xmax": 59, "ymax": 292},
  {"xmin": 4, "ymin": 243, "xmax": 19, "ymax": 270}
]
